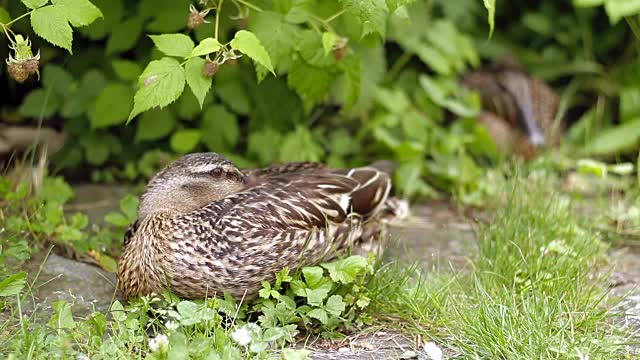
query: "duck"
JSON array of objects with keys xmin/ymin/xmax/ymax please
[
  {"xmin": 460, "ymin": 56, "xmax": 562, "ymax": 159},
  {"xmin": 117, "ymin": 153, "xmax": 408, "ymax": 300}
]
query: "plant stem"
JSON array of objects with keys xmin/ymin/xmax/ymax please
[
  {"xmin": 4, "ymin": 11, "xmax": 33, "ymax": 27},
  {"xmin": 324, "ymin": 10, "xmax": 345, "ymax": 23},
  {"xmin": 215, "ymin": 0, "xmax": 224, "ymax": 40},
  {"xmin": 234, "ymin": 0, "xmax": 263, "ymax": 12}
]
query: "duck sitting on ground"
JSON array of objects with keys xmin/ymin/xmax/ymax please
[{"xmin": 117, "ymin": 153, "xmax": 408, "ymax": 300}]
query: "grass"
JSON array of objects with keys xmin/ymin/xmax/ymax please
[
  {"xmin": 367, "ymin": 178, "xmax": 632, "ymax": 358},
  {"xmin": 0, "ymin": 174, "xmax": 636, "ymax": 358}
]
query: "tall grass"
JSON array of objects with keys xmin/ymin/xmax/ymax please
[{"xmin": 367, "ymin": 178, "xmax": 630, "ymax": 358}]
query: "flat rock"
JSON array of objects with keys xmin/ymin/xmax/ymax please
[{"xmin": 23, "ymin": 252, "xmax": 117, "ymax": 318}]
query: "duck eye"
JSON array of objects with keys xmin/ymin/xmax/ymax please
[{"xmin": 210, "ymin": 168, "xmax": 222, "ymax": 177}]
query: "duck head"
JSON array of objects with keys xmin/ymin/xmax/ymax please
[{"xmin": 137, "ymin": 152, "xmax": 247, "ymax": 221}]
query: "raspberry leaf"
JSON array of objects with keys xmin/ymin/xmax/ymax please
[
  {"xmin": 230, "ymin": 30, "xmax": 274, "ymax": 74},
  {"xmin": 129, "ymin": 57, "xmax": 185, "ymax": 121},
  {"xmin": 149, "ymin": 34, "xmax": 195, "ymax": 58}
]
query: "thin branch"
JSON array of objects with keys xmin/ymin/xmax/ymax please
[{"xmin": 215, "ymin": 0, "xmax": 225, "ymax": 40}]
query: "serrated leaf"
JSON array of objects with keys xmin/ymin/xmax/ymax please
[
  {"xmin": 340, "ymin": 0, "xmax": 388, "ymax": 38},
  {"xmin": 22, "ymin": 0, "xmax": 48, "ymax": 9},
  {"xmin": 185, "ymin": 57, "xmax": 211, "ymax": 108},
  {"xmin": 280, "ymin": 127, "xmax": 324, "ymax": 162},
  {"xmin": 90, "ymin": 83, "xmax": 133, "ymax": 128},
  {"xmin": 288, "ymin": 58, "xmax": 333, "ymax": 107},
  {"xmin": 307, "ymin": 308, "xmax": 328, "ymax": 324},
  {"xmin": 201, "ymin": 105, "xmax": 239, "ymax": 152},
  {"xmin": 150, "ymin": 33, "xmax": 194, "ymax": 58},
  {"xmin": 135, "ymin": 108, "xmax": 176, "ymax": 141},
  {"xmin": 321, "ymin": 32, "xmax": 338, "ymax": 55},
  {"xmin": 112, "ymin": 59, "xmax": 142, "ymax": 81},
  {"xmin": 190, "ymin": 37, "xmax": 221, "ymax": 57},
  {"xmin": 324, "ymin": 295, "xmax": 346, "ymax": 316},
  {"xmin": 170, "ymin": 129, "xmax": 202, "ymax": 153},
  {"xmin": 31, "ymin": 5, "xmax": 73, "ymax": 52},
  {"xmin": 250, "ymin": 11, "xmax": 299, "ymax": 71},
  {"xmin": 0, "ymin": 272, "xmax": 27, "ymax": 297},
  {"xmin": 230, "ymin": 30, "xmax": 274, "ymax": 74},
  {"xmin": 52, "ymin": 0, "xmax": 103, "ymax": 27},
  {"xmin": 322, "ymin": 256, "xmax": 370, "ymax": 284},
  {"xmin": 129, "ymin": 57, "xmax": 186, "ymax": 120}
]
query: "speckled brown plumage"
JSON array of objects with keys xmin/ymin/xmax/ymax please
[
  {"xmin": 117, "ymin": 153, "xmax": 407, "ymax": 300},
  {"xmin": 460, "ymin": 57, "xmax": 561, "ymax": 158}
]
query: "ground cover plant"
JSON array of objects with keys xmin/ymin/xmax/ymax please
[
  {"xmin": 1, "ymin": 0, "xmax": 640, "ymax": 358},
  {"xmin": 0, "ymin": 170, "xmax": 635, "ymax": 358}
]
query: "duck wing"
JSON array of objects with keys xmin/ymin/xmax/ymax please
[
  {"xmin": 242, "ymin": 161, "xmax": 326, "ymax": 178},
  {"xmin": 165, "ymin": 166, "xmax": 392, "ymax": 298}
]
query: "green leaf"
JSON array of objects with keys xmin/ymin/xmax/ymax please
[
  {"xmin": 89, "ymin": 83, "xmax": 133, "ymax": 128},
  {"xmin": 19, "ymin": 89, "xmax": 61, "ymax": 118},
  {"xmin": 343, "ymin": 54, "xmax": 361, "ymax": 109},
  {"xmin": 78, "ymin": 0, "xmax": 123, "ymax": 40},
  {"xmin": 31, "ymin": 5, "xmax": 73, "ymax": 52},
  {"xmin": 52, "ymin": 0, "xmax": 103, "ymax": 27},
  {"xmin": 322, "ymin": 256, "xmax": 370, "ymax": 284},
  {"xmin": 170, "ymin": 129, "xmax": 202, "ymax": 153},
  {"xmin": 185, "ymin": 57, "xmax": 212, "ymax": 108},
  {"xmin": 0, "ymin": 272, "xmax": 27, "ymax": 297},
  {"xmin": 321, "ymin": 32, "xmax": 338, "ymax": 55},
  {"xmin": 106, "ymin": 17, "xmax": 144, "ymax": 55},
  {"xmin": 280, "ymin": 127, "xmax": 324, "ymax": 162},
  {"xmin": 135, "ymin": 108, "xmax": 176, "ymax": 141},
  {"xmin": 201, "ymin": 105, "xmax": 239, "ymax": 152},
  {"xmin": 0, "ymin": 7, "xmax": 11, "ymax": 23},
  {"xmin": 340, "ymin": 0, "xmax": 388, "ymax": 38},
  {"xmin": 250, "ymin": 11, "xmax": 299, "ymax": 71},
  {"xmin": 190, "ymin": 37, "xmax": 221, "ymax": 57},
  {"xmin": 288, "ymin": 58, "xmax": 333, "ymax": 106},
  {"xmin": 150, "ymin": 33, "xmax": 195, "ymax": 58},
  {"xmin": 386, "ymin": 0, "xmax": 416, "ymax": 12},
  {"xmin": 230, "ymin": 30, "xmax": 275, "ymax": 74},
  {"xmin": 620, "ymin": 87, "xmax": 640, "ymax": 122},
  {"xmin": 22, "ymin": 0, "xmax": 48, "ymax": 9},
  {"xmin": 120, "ymin": 194, "xmax": 139, "ymax": 221},
  {"xmin": 105, "ymin": 212, "xmax": 129, "ymax": 227},
  {"xmin": 583, "ymin": 118, "xmax": 640, "ymax": 155},
  {"xmin": 129, "ymin": 57, "xmax": 186, "ymax": 120},
  {"xmin": 62, "ymin": 69, "xmax": 107, "ymax": 118},
  {"xmin": 48, "ymin": 301, "xmax": 75, "ymax": 330},
  {"xmin": 80, "ymin": 134, "xmax": 112, "ymax": 165},
  {"xmin": 482, "ymin": 0, "xmax": 495, "ymax": 36},
  {"xmin": 307, "ymin": 308, "xmax": 328, "ymax": 324},
  {"xmin": 324, "ymin": 295, "xmax": 346, "ymax": 316},
  {"xmin": 43, "ymin": 64, "xmax": 74, "ymax": 96},
  {"xmin": 112, "ymin": 59, "xmax": 142, "ymax": 81},
  {"xmin": 604, "ymin": 0, "xmax": 640, "ymax": 24},
  {"xmin": 248, "ymin": 128, "xmax": 283, "ymax": 164}
]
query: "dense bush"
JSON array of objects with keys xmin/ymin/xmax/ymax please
[{"xmin": 0, "ymin": 0, "xmax": 638, "ymax": 203}]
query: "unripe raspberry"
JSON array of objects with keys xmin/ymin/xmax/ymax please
[
  {"xmin": 203, "ymin": 60, "xmax": 219, "ymax": 78},
  {"xmin": 7, "ymin": 62, "xmax": 29, "ymax": 83},
  {"xmin": 187, "ymin": 4, "xmax": 211, "ymax": 30}
]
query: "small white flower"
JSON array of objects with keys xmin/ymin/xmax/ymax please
[
  {"xmin": 165, "ymin": 320, "xmax": 179, "ymax": 332},
  {"xmin": 423, "ymin": 341, "xmax": 443, "ymax": 360},
  {"xmin": 149, "ymin": 334, "xmax": 169, "ymax": 353},
  {"xmin": 231, "ymin": 326, "xmax": 252, "ymax": 346}
]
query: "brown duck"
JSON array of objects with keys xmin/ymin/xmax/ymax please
[
  {"xmin": 461, "ymin": 57, "xmax": 561, "ymax": 158},
  {"xmin": 117, "ymin": 153, "xmax": 407, "ymax": 300}
]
